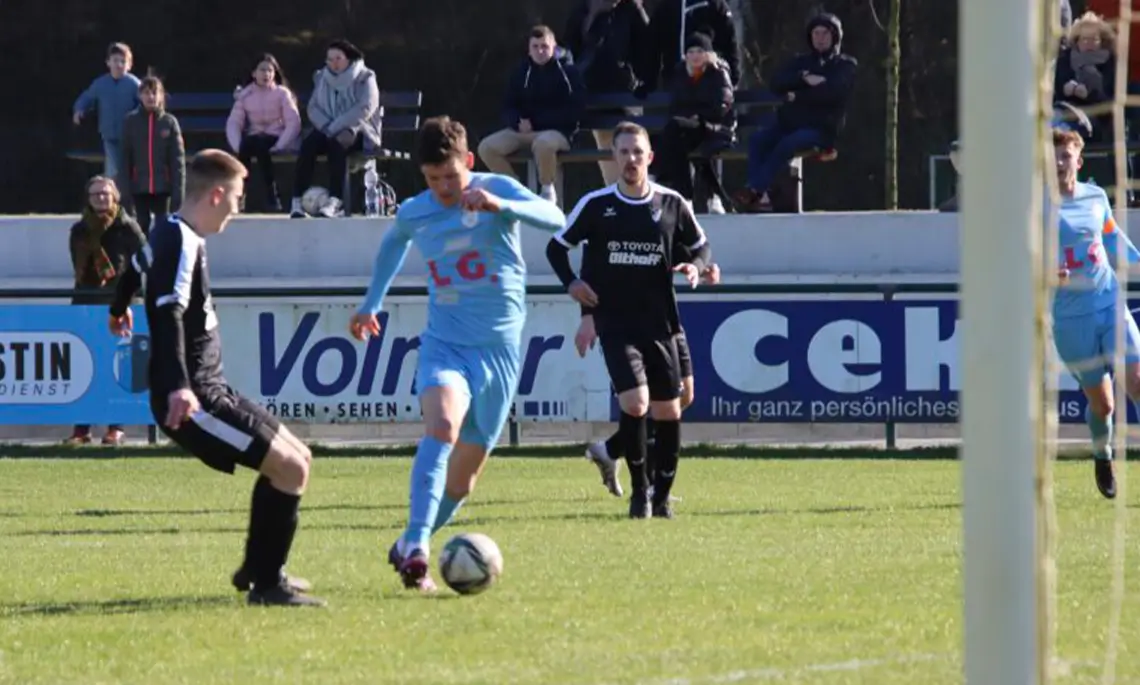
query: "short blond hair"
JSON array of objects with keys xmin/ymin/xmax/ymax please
[{"xmin": 184, "ymin": 149, "xmax": 247, "ymax": 201}]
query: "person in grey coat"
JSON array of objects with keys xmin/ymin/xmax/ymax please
[{"xmin": 289, "ymin": 39, "xmax": 382, "ymax": 217}]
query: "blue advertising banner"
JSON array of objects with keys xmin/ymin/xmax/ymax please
[
  {"xmin": 0, "ymin": 305, "xmax": 151, "ymax": 425},
  {"xmin": 675, "ymin": 298, "xmax": 1123, "ymax": 424}
]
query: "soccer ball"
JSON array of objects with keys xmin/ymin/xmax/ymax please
[
  {"xmin": 300, "ymin": 186, "xmax": 342, "ymax": 217},
  {"xmin": 300, "ymin": 186, "xmax": 329, "ymax": 215},
  {"xmin": 439, "ymin": 533, "xmax": 503, "ymax": 595}
]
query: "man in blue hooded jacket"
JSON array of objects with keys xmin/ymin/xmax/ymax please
[{"xmin": 735, "ymin": 13, "xmax": 856, "ymax": 212}]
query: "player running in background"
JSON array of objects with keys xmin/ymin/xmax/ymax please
[
  {"xmin": 109, "ymin": 150, "xmax": 324, "ymax": 607},
  {"xmin": 1052, "ymin": 128, "xmax": 1140, "ymax": 500},
  {"xmin": 349, "ymin": 116, "xmax": 566, "ymax": 592},
  {"xmin": 546, "ymin": 121, "xmax": 711, "ymax": 519},
  {"xmin": 577, "ymin": 258, "xmax": 721, "ymax": 499}
]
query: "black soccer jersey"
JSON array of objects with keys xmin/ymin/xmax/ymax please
[
  {"xmin": 551, "ymin": 183, "xmax": 710, "ymax": 339},
  {"xmin": 110, "ymin": 216, "xmax": 224, "ymax": 396}
]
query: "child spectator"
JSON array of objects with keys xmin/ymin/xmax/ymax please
[
  {"xmin": 121, "ymin": 75, "xmax": 185, "ymax": 234},
  {"xmin": 72, "ymin": 43, "xmax": 141, "ymax": 180},
  {"xmin": 66, "ymin": 176, "xmax": 146, "ymax": 446},
  {"xmin": 226, "ymin": 54, "xmax": 302, "ymax": 212},
  {"xmin": 289, "ymin": 39, "xmax": 382, "ymax": 218}
]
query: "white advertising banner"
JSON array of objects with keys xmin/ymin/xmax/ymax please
[{"xmin": 216, "ymin": 297, "xmax": 612, "ymax": 423}]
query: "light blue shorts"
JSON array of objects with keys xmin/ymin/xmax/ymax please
[
  {"xmin": 415, "ymin": 336, "xmax": 521, "ymax": 449},
  {"xmin": 1053, "ymin": 305, "xmax": 1140, "ymax": 387}
]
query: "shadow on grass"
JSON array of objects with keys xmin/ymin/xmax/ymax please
[
  {"xmin": 0, "ymin": 594, "xmax": 236, "ymax": 618},
  {"xmin": 74, "ymin": 502, "xmax": 408, "ymax": 518},
  {"xmin": 686, "ymin": 501, "xmax": 962, "ymax": 518}
]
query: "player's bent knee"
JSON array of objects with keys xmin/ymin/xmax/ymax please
[
  {"xmin": 425, "ymin": 418, "xmax": 461, "ymax": 444},
  {"xmin": 1084, "ymin": 389, "xmax": 1114, "ymax": 418},
  {"xmin": 260, "ymin": 441, "xmax": 310, "ymax": 495},
  {"xmin": 617, "ymin": 389, "xmax": 649, "ymax": 417}
]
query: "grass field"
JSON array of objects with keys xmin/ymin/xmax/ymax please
[{"xmin": 0, "ymin": 451, "xmax": 1136, "ymax": 684}]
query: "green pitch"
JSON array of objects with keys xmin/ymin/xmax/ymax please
[{"xmin": 0, "ymin": 454, "xmax": 1135, "ymax": 684}]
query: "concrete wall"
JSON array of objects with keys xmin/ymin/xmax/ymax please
[{"xmin": 3, "ymin": 211, "xmax": 973, "ymax": 281}]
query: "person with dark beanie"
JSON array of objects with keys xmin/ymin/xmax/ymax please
[{"xmin": 109, "ymin": 150, "xmax": 324, "ymax": 607}]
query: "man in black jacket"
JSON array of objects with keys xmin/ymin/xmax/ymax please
[
  {"xmin": 735, "ymin": 13, "xmax": 856, "ymax": 212},
  {"xmin": 477, "ymin": 25, "xmax": 586, "ymax": 206},
  {"xmin": 646, "ymin": 0, "xmax": 742, "ymax": 90},
  {"xmin": 563, "ymin": 0, "xmax": 652, "ymax": 185}
]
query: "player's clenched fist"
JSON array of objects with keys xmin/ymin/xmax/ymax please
[
  {"xmin": 460, "ymin": 188, "xmax": 503, "ymax": 213},
  {"xmin": 349, "ymin": 312, "xmax": 382, "ymax": 341}
]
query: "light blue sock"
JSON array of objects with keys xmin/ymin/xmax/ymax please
[
  {"xmin": 402, "ymin": 436, "xmax": 453, "ymax": 555},
  {"xmin": 1086, "ymin": 405, "xmax": 1113, "ymax": 461},
  {"xmin": 431, "ymin": 493, "xmax": 465, "ymax": 534}
]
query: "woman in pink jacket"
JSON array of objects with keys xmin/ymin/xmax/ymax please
[{"xmin": 226, "ymin": 54, "xmax": 302, "ymax": 212}]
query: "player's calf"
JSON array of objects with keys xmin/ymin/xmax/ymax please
[
  {"xmin": 617, "ymin": 388, "xmax": 651, "ymax": 509},
  {"xmin": 648, "ymin": 399, "xmax": 683, "ymax": 513},
  {"xmin": 240, "ymin": 427, "xmax": 323, "ymax": 605}
]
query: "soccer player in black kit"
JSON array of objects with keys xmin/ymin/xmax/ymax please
[
  {"xmin": 108, "ymin": 150, "xmax": 325, "ymax": 607},
  {"xmin": 545, "ymin": 121, "xmax": 711, "ymax": 519}
]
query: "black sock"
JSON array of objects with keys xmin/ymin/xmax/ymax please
[
  {"xmin": 651, "ymin": 420, "xmax": 681, "ymax": 504},
  {"xmin": 246, "ymin": 476, "xmax": 301, "ymax": 591},
  {"xmin": 620, "ymin": 412, "xmax": 648, "ymax": 495},
  {"xmin": 604, "ymin": 430, "xmax": 623, "ymax": 460}
]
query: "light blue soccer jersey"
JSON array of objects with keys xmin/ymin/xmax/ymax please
[
  {"xmin": 358, "ymin": 172, "xmax": 566, "ymax": 347},
  {"xmin": 1053, "ymin": 182, "xmax": 1140, "ymax": 320}
]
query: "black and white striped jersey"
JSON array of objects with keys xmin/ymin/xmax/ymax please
[
  {"xmin": 111, "ymin": 215, "xmax": 223, "ymax": 395},
  {"xmin": 551, "ymin": 183, "xmax": 711, "ymax": 340}
]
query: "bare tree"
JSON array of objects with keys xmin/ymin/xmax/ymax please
[{"xmin": 885, "ymin": 0, "xmax": 901, "ymax": 209}]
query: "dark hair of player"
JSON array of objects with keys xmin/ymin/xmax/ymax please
[
  {"xmin": 416, "ymin": 116, "xmax": 470, "ymax": 166},
  {"xmin": 184, "ymin": 149, "xmax": 247, "ymax": 201}
]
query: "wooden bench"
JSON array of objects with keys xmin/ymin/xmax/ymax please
[
  {"xmin": 504, "ymin": 89, "xmax": 837, "ymax": 212},
  {"xmin": 66, "ymin": 90, "xmax": 423, "ymax": 211}
]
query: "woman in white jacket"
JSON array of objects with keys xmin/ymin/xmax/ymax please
[{"xmin": 289, "ymin": 39, "xmax": 382, "ymax": 217}]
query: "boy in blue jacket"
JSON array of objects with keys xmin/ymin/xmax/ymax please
[{"xmin": 73, "ymin": 43, "xmax": 141, "ymax": 179}]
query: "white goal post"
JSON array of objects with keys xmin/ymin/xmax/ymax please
[{"xmin": 960, "ymin": 0, "xmax": 1046, "ymax": 683}]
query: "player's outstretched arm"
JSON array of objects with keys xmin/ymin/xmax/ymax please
[
  {"xmin": 488, "ymin": 175, "xmax": 567, "ymax": 233},
  {"xmin": 357, "ymin": 220, "xmax": 413, "ymax": 316}
]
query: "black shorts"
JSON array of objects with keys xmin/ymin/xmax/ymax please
[
  {"xmin": 675, "ymin": 328, "xmax": 692, "ymax": 379},
  {"xmin": 601, "ymin": 335, "xmax": 682, "ymax": 401},
  {"xmin": 152, "ymin": 385, "xmax": 280, "ymax": 475}
]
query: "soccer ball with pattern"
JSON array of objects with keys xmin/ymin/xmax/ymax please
[
  {"xmin": 439, "ymin": 533, "xmax": 503, "ymax": 595},
  {"xmin": 300, "ymin": 186, "xmax": 343, "ymax": 217}
]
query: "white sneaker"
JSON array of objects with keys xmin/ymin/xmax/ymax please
[
  {"xmin": 586, "ymin": 441, "xmax": 623, "ymax": 497},
  {"xmin": 707, "ymin": 196, "xmax": 726, "ymax": 214},
  {"xmin": 540, "ymin": 184, "xmax": 557, "ymax": 204}
]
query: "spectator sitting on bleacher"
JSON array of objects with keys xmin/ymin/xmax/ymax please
[
  {"xmin": 72, "ymin": 42, "xmax": 141, "ymax": 181},
  {"xmin": 289, "ymin": 39, "xmax": 382, "ymax": 218},
  {"xmin": 120, "ymin": 75, "xmax": 185, "ymax": 234},
  {"xmin": 1054, "ymin": 12, "xmax": 1117, "ymax": 143},
  {"xmin": 226, "ymin": 54, "xmax": 302, "ymax": 213},
  {"xmin": 65, "ymin": 176, "xmax": 146, "ymax": 447},
  {"xmin": 655, "ymin": 32, "xmax": 735, "ymax": 213},
  {"xmin": 734, "ymin": 13, "xmax": 856, "ymax": 213},
  {"xmin": 477, "ymin": 25, "xmax": 585, "ymax": 206},
  {"xmin": 646, "ymin": 0, "xmax": 741, "ymax": 91},
  {"xmin": 562, "ymin": 0, "xmax": 652, "ymax": 186}
]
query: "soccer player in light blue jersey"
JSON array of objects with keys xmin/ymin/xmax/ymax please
[
  {"xmin": 349, "ymin": 116, "xmax": 566, "ymax": 591},
  {"xmin": 1051, "ymin": 128, "xmax": 1140, "ymax": 499}
]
